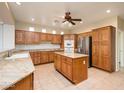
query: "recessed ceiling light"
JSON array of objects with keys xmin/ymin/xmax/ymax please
[
  {"xmin": 52, "ymin": 30, "xmax": 56, "ymax": 34},
  {"xmin": 80, "ymin": 21, "xmax": 83, "ymax": 24},
  {"xmin": 61, "ymin": 32, "xmax": 64, "ymax": 35},
  {"xmin": 29, "ymin": 27, "xmax": 35, "ymax": 31},
  {"xmin": 15, "ymin": 2, "xmax": 21, "ymax": 5},
  {"xmin": 106, "ymin": 9, "xmax": 111, "ymax": 13},
  {"xmin": 31, "ymin": 18, "xmax": 35, "ymax": 21},
  {"xmin": 42, "ymin": 28, "xmax": 46, "ymax": 33}
]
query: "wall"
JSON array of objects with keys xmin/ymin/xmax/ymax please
[
  {"xmin": 15, "ymin": 21, "xmax": 70, "ymax": 34},
  {"xmin": 0, "ymin": 3, "xmax": 15, "ymax": 58},
  {"xmin": 0, "ymin": 3, "xmax": 15, "ymax": 25}
]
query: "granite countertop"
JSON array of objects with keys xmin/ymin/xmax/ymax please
[
  {"xmin": 15, "ymin": 48, "xmax": 64, "ymax": 52},
  {"xmin": 55, "ymin": 52, "xmax": 88, "ymax": 59},
  {"xmin": 0, "ymin": 52, "xmax": 35, "ymax": 90}
]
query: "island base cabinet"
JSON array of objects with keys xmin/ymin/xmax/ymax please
[
  {"xmin": 54, "ymin": 53, "xmax": 88, "ymax": 84},
  {"xmin": 73, "ymin": 58, "xmax": 88, "ymax": 84},
  {"xmin": 6, "ymin": 73, "xmax": 33, "ymax": 90}
]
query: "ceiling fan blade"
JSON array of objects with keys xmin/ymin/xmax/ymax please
[
  {"xmin": 71, "ymin": 19, "xmax": 82, "ymax": 21},
  {"xmin": 62, "ymin": 20, "xmax": 66, "ymax": 23},
  {"xmin": 70, "ymin": 21, "xmax": 75, "ymax": 25}
]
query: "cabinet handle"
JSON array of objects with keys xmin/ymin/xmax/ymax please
[{"xmin": 83, "ymin": 60, "xmax": 85, "ymax": 64}]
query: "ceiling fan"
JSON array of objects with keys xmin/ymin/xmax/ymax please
[{"xmin": 62, "ymin": 12, "xmax": 82, "ymax": 25}]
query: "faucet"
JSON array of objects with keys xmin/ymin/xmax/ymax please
[{"xmin": 8, "ymin": 50, "xmax": 13, "ymax": 57}]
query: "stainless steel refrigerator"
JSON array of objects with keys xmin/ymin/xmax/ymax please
[{"xmin": 77, "ymin": 36, "xmax": 92, "ymax": 67}]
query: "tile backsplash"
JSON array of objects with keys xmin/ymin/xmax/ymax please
[{"xmin": 15, "ymin": 43, "xmax": 60, "ymax": 50}]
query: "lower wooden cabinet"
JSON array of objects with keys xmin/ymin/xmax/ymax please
[
  {"xmin": 54, "ymin": 53, "xmax": 88, "ymax": 84},
  {"xmin": 54, "ymin": 54, "xmax": 61, "ymax": 72},
  {"xmin": 48, "ymin": 51, "xmax": 54, "ymax": 62},
  {"xmin": 30, "ymin": 51, "xmax": 54, "ymax": 65},
  {"xmin": 6, "ymin": 73, "xmax": 33, "ymax": 90}
]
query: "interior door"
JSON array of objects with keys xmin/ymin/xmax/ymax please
[{"xmin": 0, "ymin": 24, "xmax": 3, "ymax": 52}]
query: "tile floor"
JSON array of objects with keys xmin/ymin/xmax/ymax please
[{"xmin": 34, "ymin": 63, "xmax": 124, "ymax": 90}]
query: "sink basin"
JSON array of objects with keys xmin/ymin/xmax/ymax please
[{"xmin": 5, "ymin": 53, "xmax": 29, "ymax": 60}]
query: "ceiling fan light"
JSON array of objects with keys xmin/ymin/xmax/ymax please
[
  {"xmin": 68, "ymin": 23, "xmax": 72, "ymax": 27},
  {"xmin": 15, "ymin": 2, "xmax": 21, "ymax": 5},
  {"xmin": 80, "ymin": 21, "xmax": 83, "ymax": 24}
]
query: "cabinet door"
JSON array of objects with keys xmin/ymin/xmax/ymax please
[
  {"xmin": 47, "ymin": 34, "xmax": 52, "ymax": 41},
  {"xmin": 3, "ymin": 24, "xmax": 15, "ymax": 51},
  {"xmin": 33, "ymin": 32, "xmax": 40, "ymax": 43},
  {"xmin": 25, "ymin": 31, "xmax": 34, "ymax": 44},
  {"xmin": 52, "ymin": 35, "xmax": 61, "ymax": 44},
  {"xmin": 66, "ymin": 63, "xmax": 72, "ymax": 80},
  {"xmin": 61, "ymin": 61, "xmax": 67, "ymax": 76},
  {"xmin": 40, "ymin": 33, "xmax": 47, "ymax": 41},
  {"xmin": 92, "ymin": 31, "xmax": 99, "ymax": 67},
  {"xmin": 0, "ymin": 25, "xmax": 3, "ymax": 52},
  {"xmin": 40, "ymin": 52, "xmax": 49, "ymax": 63},
  {"xmin": 57, "ymin": 55, "xmax": 61, "ymax": 71},
  {"xmin": 100, "ymin": 28, "xmax": 111, "ymax": 71},
  {"xmin": 15, "ymin": 30, "xmax": 25, "ymax": 44},
  {"xmin": 48, "ymin": 51, "xmax": 54, "ymax": 62}
]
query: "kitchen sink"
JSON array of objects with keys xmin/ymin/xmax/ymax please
[{"xmin": 5, "ymin": 53, "xmax": 29, "ymax": 60}]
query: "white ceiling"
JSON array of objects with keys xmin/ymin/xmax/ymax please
[{"xmin": 8, "ymin": 2, "xmax": 124, "ymax": 30}]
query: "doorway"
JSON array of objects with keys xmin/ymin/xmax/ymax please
[{"xmin": 117, "ymin": 30, "xmax": 124, "ymax": 71}]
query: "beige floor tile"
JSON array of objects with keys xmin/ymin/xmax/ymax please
[{"xmin": 34, "ymin": 63, "xmax": 124, "ymax": 90}]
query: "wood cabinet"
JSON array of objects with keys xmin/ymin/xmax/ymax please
[
  {"xmin": 61, "ymin": 56, "xmax": 73, "ymax": 80},
  {"xmin": 54, "ymin": 54, "xmax": 61, "ymax": 72},
  {"xmin": 15, "ymin": 30, "xmax": 25, "ymax": 44},
  {"xmin": 40, "ymin": 51, "xmax": 49, "ymax": 63},
  {"xmin": 60, "ymin": 35, "xmax": 64, "ymax": 48},
  {"xmin": 47, "ymin": 34, "xmax": 53, "ymax": 41},
  {"xmin": 52, "ymin": 34, "xmax": 62, "ymax": 44},
  {"xmin": 48, "ymin": 51, "xmax": 54, "ymax": 62},
  {"xmin": 7, "ymin": 73, "xmax": 33, "ymax": 90},
  {"xmin": 25, "ymin": 32, "xmax": 40, "ymax": 44},
  {"xmin": 40, "ymin": 33, "xmax": 47, "ymax": 41},
  {"xmin": 63, "ymin": 34, "xmax": 77, "ymax": 48},
  {"xmin": 30, "ymin": 51, "xmax": 54, "ymax": 65},
  {"xmin": 92, "ymin": 26, "xmax": 115, "ymax": 72},
  {"xmin": 15, "ymin": 30, "xmax": 62, "ymax": 44},
  {"xmin": 54, "ymin": 53, "xmax": 88, "ymax": 84}
]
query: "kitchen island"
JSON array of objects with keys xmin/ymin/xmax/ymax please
[
  {"xmin": 54, "ymin": 52, "xmax": 88, "ymax": 84},
  {"xmin": 0, "ymin": 52, "xmax": 35, "ymax": 90}
]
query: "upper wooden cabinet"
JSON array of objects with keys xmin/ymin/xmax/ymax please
[
  {"xmin": 92, "ymin": 26, "xmax": 115, "ymax": 72},
  {"xmin": 40, "ymin": 33, "xmax": 47, "ymax": 41},
  {"xmin": 15, "ymin": 30, "xmax": 25, "ymax": 44},
  {"xmin": 47, "ymin": 34, "xmax": 53, "ymax": 41},
  {"xmin": 64, "ymin": 34, "xmax": 76, "ymax": 40},
  {"xmin": 52, "ymin": 34, "xmax": 62, "ymax": 44},
  {"xmin": 15, "ymin": 30, "xmax": 62, "ymax": 44},
  {"xmin": 25, "ymin": 32, "xmax": 40, "ymax": 44}
]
